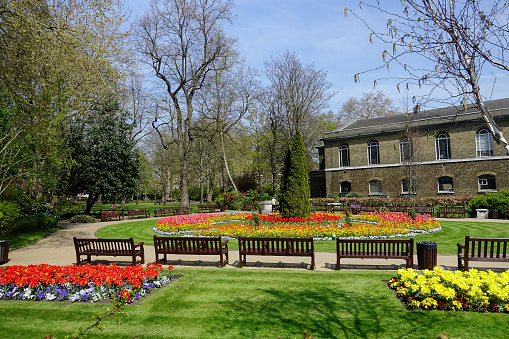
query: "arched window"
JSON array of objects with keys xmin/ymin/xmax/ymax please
[
  {"xmin": 367, "ymin": 140, "xmax": 380, "ymax": 165},
  {"xmin": 369, "ymin": 180, "xmax": 382, "ymax": 195},
  {"xmin": 399, "ymin": 137, "xmax": 412, "ymax": 162},
  {"xmin": 340, "ymin": 181, "xmax": 351, "ymax": 194},
  {"xmin": 339, "ymin": 144, "xmax": 350, "ymax": 167},
  {"xmin": 437, "ymin": 176, "xmax": 454, "ymax": 192},
  {"xmin": 435, "ymin": 133, "xmax": 451, "ymax": 160},
  {"xmin": 401, "ymin": 178, "xmax": 416, "ymax": 194},
  {"xmin": 478, "ymin": 174, "xmax": 496, "ymax": 191},
  {"xmin": 476, "ymin": 129, "xmax": 493, "ymax": 157}
]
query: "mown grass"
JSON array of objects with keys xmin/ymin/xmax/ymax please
[
  {"xmin": 1, "ymin": 226, "xmax": 63, "ymax": 249},
  {"xmin": 94, "ymin": 217, "xmax": 509, "ymax": 254},
  {"xmin": 0, "ymin": 268, "xmax": 508, "ymax": 338}
]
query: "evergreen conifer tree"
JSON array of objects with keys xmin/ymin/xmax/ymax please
[{"xmin": 279, "ymin": 130, "xmax": 311, "ymax": 218}]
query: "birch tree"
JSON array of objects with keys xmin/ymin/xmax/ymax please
[
  {"xmin": 133, "ymin": 0, "xmax": 236, "ymax": 208},
  {"xmin": 346, "ymin": 0, "xmax": 509, "ymax": 154}
]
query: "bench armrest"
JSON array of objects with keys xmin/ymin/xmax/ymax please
[
  {"xmin": 221, "ymin": 239, "xmax": 228, "ymax": 247},
  {"xmin": 457, "ymin": 243, "xmax": 464, "ymax": 253},
  {"xmin": 134, "ymin": 242, "xmax": 144, "ymax": 249}
]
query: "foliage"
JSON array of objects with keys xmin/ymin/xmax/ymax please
[
  {"xmin": 215, "ymin": 190, "xmax": 270, "ymax": 211},
  {"xmin": 390, "ymin": 268, "xmax": 509, "ymax": 312},
  {"xmin": 279, "ymin": 131, "xmax": 311, "ymax": 219},
  {"xmin": 235, "ymin": 171, "xmax": 260, "ymax": 192},
  {"xmin": 337, "ymin": 196, "xmax": 472, "ymax": 207},
  {"xmin": 69, "ymin": 215, "xmax": 97, "ymax": 223},
  {"xmin": 0, "ymin": 201, "xmax": 20, "ymax": 235},
  {"xmin": 468, "ymin": 190, "xmax": 509, "ymax": 212},
  {"xmin": 63, "ymin": 97, "xmax": 141, "ymax": 214},
  {"xmin": 339, "ymin": 91, "xmax": 401, "ymax": 122},
  {"xmin": 346, "ymin": 192, "xmax": 363, "ymax": 198}
]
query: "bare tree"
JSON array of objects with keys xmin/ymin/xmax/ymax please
[
  {"xmin": 133, "ymin": 0, "xmax": 236, "ymax": 208},
  {"xmin": 346, "ymin": 1, "xmax": 509, "ymax": 154},
  {"xmin": 197, "ymin": 52, "xmax": 260, "ymax": 192},
  {"xmin": 339, "ymin": 90, "xmax": 401, "ymax": 122},
  {"xmin": 264, "ymin": 51, "xmax": 336, "ymax": 141}
]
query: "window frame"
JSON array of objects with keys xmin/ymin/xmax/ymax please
[
  {"xmin": 437, "ymin": 176, "xmax": 454, "ymax": 193},
  {"xmin": 339, "ymin": 144, "xmax": 350, "ymax": 167},
  {"xmin": 478, "ymin": 174, "xmax": 496, "ymax": 191},
  {"xmin": 340, "ymin": 181, "xmax": 351, "ymax": 194},
  {"xmin": 399, "ymin": 137, "xmax": 412, "ymax": 162},
  {"xmin": 367, "ymin": 140, "xmax": 380, "ymax": 165},
  {"xmin": 401, "ymin": 178, "xmax": 416, "ymax": 195},
  {"xmin": 368, "ymin": 180, "xmax": 382, "ymax": 196},
  {"xmin": 435, "ymin": 133, "xmax": 451, "ymax": 160},
  {"xmin": 476, "ymin": 128, "xmax": 494, "ymax": 157}
]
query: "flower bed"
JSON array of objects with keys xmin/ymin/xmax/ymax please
[
  {"xmin": 389, "ymin": 267, "xmax": 509, "ymax": 312},
  {"xmin": 153, "ymin": 211, "xmax": 440, "ymax": 240},
  {"xmin": 0, "ymin": 263, "xmax": 173, "ymax": 303}
]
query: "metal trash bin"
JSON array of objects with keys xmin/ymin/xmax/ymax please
[
  {"xmin": 490, "ymin": 209, "xmax": 499, "ymax": 219},
  {"xmin": 416, "ymin": 241, "xmax": 437, "ymax": 270},
  {"xmin": 0, "ymin": 240, "xmax": 9, "ymax": 264},
  {"xmin": 154, "ymin": 210, "xmax": 160, "ymax": 217}
]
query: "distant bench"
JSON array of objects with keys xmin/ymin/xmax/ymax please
[
  {"xmin": 198, "ymin": 204, "xmax": 224, "ymax": 213},
  {"xmin": 99, "ymin": 210, "xmax": 124, "ymax": 222},
  {"xmin": 73, "ymin": 237, "xmax": 145, "ymax": 266},
  {"xmin": 238, "ymin": 236, "xmax": 315, "ymax": 270},
  {"xmin": 153, "ymin": 235, "xmax": 229, "ymax": 267},
  {"xmin": 127, "ymin": 209, "xmax": 151, "ymax": 219},
  {"xmin": 457, "ymin": 235, "xmax": 509, "ymax": 271},
  {"xmin": 158, "ymin": 207, "xmax": 174, "ymax": 216},
  {"xmin": 336, "ymin": 238, "xmax": 414, "ymax": 270},
  {"xmin": 436, "ymin": 206, "xmax": 465, "ymax": 218}
]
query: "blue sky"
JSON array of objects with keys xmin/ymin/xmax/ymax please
[{"xmin": 124, "ymin": 0, "xmax": 509, "ymax": 114}]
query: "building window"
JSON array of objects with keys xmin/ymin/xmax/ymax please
[
  {"xmin": 478, "ymin": 174, "xmax": 496, "ymax": 191},
  {"xmin": 401, "ymin": 178, "xmax": 416, "ymax": 194},
  {"xmin": 435, "ymin": 133, "xmax": 451, "ymax": 160},
  {"xmin": 339, "ymin": 144, "xmax": 350, "ymax": 167},
  {"xmin": 399, "ymin": 137, "xmax": 412, "ymax": 162},
  {"xmin": 476, "ymin": 129, "xmax": 494, "ymax": 157},
  {"xmin": 369, "ymin": 180, "xmax": 382, "ymax": 195},
  {"xmin": 367, "ymin": 140, "xmax": 380, "ymax": 165},
  {"xmin": 437, "ymin": 176, "xmax": 454, "ymax": 193},
  {"xmin": 340, "ymin": 181, "xmax": 351, "ymax": 194}
]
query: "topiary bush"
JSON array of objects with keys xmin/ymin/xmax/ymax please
[
  {"xmin": 70, "ymin": 214, "xmax": 98, "ymax": 223},
  {"xmin": 468, "ymin": 190, "xmax": 509, "ymax": 213}
]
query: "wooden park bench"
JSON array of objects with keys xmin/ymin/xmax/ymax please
[
  {"xmin": 413, "ymin": 205, "xmax": 435, "ymax": 216},
  {"xmin": 336, "ymin": 238, "xmax": 414, "ymax": 270},
  {"xmin": 457, "ymin": 235, "xmax": 509, "ymax": 271},
  {"xmin": 238, "ymin": 236, "xmax": 315, "ymax": 270},
  {"xmin": 153, "ymin": 235, "xmax": 229, "ymax": 267},
  {"xmin": 197, "ymin": 204, "xmax": 224, "ymax": 213},
  {"xmin": 127, "ymin": 209, "xmax": 151, "ymax": 219},
  {"xmin": 159, "ymin": 207, "xmax": 174, "ymax": 216},
  {"xmin": 99, "ymin": 210, "xmax": 124, "ymax": 222},
  {"xmin": 436, "ymin": 206, "xmax": 465, "ymax": 218},
  {"xmin": 171, "ymin": 206, "xmax": 191, "ymax": 215},
  {"xmin": 312, "ymin": 203, "xmax": 330, "ymax": 212},
  {"xmin": 73, "ymin": 237, "xmax": 144, "ymax": 266}
]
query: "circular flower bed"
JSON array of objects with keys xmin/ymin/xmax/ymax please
[
  {"xmin": 0, "ymin": 263, "xmax": 173, "ymax": 303},
  {"xmin": 153, "ymin": 211, "xmax": 441, "ymax": 240},
  {"xmin": 390, "ymin": 267, "xmax": 509, "ymax": 312}
]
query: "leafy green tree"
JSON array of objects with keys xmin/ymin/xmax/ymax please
[
  {"xmin": 279, "ymin": 130, "xmax": 311, "ymax": 219},
  {"xmin": 64, "ymin": 98, "xmax": 140, "ymax": 214}
]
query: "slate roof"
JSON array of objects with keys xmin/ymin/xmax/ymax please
[{"xmin": 322, "ymin": 98, "xmax": 509, "ymax": 141}]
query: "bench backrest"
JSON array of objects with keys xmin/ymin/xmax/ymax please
[
  {"xmin": 464, "ymin": 235, "xmax": 509, "ymax": 259},
  {"xmin": 73, "ymin": 237, "xmax": 135, "ymax": 254},
  {"xmin": 238, "ymin": 237, "xmax": 314, "ymax": 255},
  {"xmin": 336, "ymin": 238, "xmax": 414, "ymax": 256},
  {"xmin": 153, "ymin": 236, "xmax": 223, "ymax": 254}
]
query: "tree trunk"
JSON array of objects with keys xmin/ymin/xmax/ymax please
[
  {"xmin": 220, "ymin": 131, "xmax": 237, "ymax": 191},
  {"xmin": 85, "ymin": 194, "xmax": 98, "ymax": 214}
]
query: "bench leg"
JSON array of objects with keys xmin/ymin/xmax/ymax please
[
  {"xmin": 336, "ymin": 257, "xmax": 341, "ymax": 270},
  {"xmin": 310, "ymin": 254, "xmax": 315, "ymax": 270}
]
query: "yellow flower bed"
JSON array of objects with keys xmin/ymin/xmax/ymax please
[{"xmin": 389, "ymin": 267, "xmax": 509, "ymax": 312}]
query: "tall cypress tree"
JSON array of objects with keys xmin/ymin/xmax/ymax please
[{"xmin": 279, "ymin": 130, "xmax": 311, "ymax": 219}]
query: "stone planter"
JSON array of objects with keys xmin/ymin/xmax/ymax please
[{"xmin": 476, "ymin": 208, "xmax": 489, "ymax": 219}]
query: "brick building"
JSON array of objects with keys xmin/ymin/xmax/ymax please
[{"xmin": 310, "ymin": 98, "xmax": 509, "ymax": 198}]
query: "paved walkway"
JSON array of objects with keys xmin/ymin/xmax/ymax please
[{"xmin": 2, "ymin": 216, "xmax": 509, "ymax": 272}]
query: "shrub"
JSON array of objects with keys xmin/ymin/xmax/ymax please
[
  {"xmin": 70, "ymin": 214, "xmax": 98, "ymax": 223},
  {"xmin": 0, "ymin": 201, "xmax": 21, "ymax": 235},
  {"xmin": 468, "ymin": 190, "xmax": 509, "ymax": 212}
]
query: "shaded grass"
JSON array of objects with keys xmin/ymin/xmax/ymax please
[
  {"xmin": 1, "ymin": 226, "xmax": 63, "ymax": 249},
  {"xmin": 94, "ymin": 218, "xmax": 509, "ymax": 254},
  {"xmin": 0, "ymin": 268, "xmax": 508, "ymax": 338}
]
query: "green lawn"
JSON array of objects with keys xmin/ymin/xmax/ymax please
[
  {"xmin": 0, "ymin": 268, "xmax": 507, "ymax": 338},
  {"xmin": 94, "ymin": 218, "xmax": 509, "ymax": 254}
]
